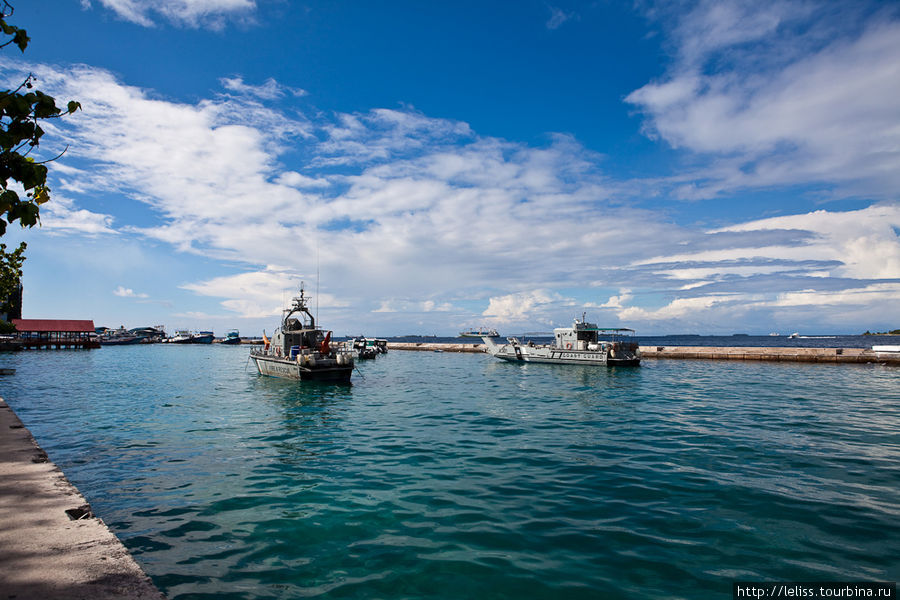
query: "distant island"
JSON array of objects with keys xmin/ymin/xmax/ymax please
[{"xmin": 863, "ymin": 330, "xmax": 900, "ymax": 335}]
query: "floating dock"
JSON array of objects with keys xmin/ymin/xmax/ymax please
[
  {"xmin": 0, "ymin": 397, "xmax": 165, "ymax": 599},
  {"xmin": 386, "ymin": 343, "xmax": 900, "ymax": 364}
]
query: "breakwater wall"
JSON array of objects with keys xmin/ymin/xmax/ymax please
[
  {"xmin": 388, "ymin": 342, "xmax": 486, "ymax": 353},
  {"xmin": 386, "ymin": 343, "xmax": 900, "ymax": 364},
  {"xmin": 0, "ymin": 397, "xmax": 166, "ymax": 599},
  {"xmin": 640, "ymin": 345, "xmax": 899, "ymax": 364}
]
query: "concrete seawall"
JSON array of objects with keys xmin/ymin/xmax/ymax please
[
  {"xmin": 639, "ymin": 345, "xmax": 900, "ymax": 364},
  {"xmin": 0, "ymin": 397, "xmax": 166, "ymax": 600},
  {"xmin": 388, "ymin": 342, "xmax": 486, "ymax": 353},
  {"xmin": 386, "ymin": 342, "xmax": 900, "ymax": 364}
]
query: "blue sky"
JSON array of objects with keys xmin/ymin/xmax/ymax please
[{"xmin": 2, "ymin": 0, "xmax": 899, "ymax": 336}]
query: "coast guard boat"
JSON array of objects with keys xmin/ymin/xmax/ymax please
[
  {"xmin": 250, "ymin": 287, "xmax": 354, "ymax": 382},
  {"xmin": 482, "ymin": 315, "xmax": 640, "ymax": 367}
]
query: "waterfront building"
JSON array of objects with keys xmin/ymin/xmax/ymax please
[{"xmin": 12, "ymin": 319, "xmax": 100, "ymax": 349}]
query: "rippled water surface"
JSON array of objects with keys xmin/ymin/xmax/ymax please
[{"xmin": 1, "ymin": 346, "xmax": 898, "ymax": 599}]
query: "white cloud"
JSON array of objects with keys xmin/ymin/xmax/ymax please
[
  {"xmin": 482, "ymin": 290, "xmax": 567, "ymax": 323},
  {"xmin": 113, "ymin": 286, "xmax": 148, "ymax": 298},
  {"xmin": 633, "ymin": 205, "xmax": 900, "ymax": 283},
  {"xmin": 373, "ymin": 299, "xmax": 454, "ymax": 313},
  {"xmin": 599, "ymin": 290, "xmax": 633, "ymax": 309},
  {"xmin": 180, "ymin": 267, "xmax": 307, "ymax": 318},
  {"xmin": 276, "ymin": 172, "xmax": 331, "ymax": 189},
  {"xmin": 36, "ymin": 195, "xmax": 117, "ymax": 236},
  {"xmin": 547, "ymin": 7, "xmax": 574, "ymax": 30},
  {"xmin": 14, "ymin": 52, "xmax": 898, "ymax": 334},
  {"xmin": 617, "ymin": 294, "xmax": 751, "ymax": 322},
  {"xmin": 91, "ymin": 0, "xmax": 256, "ymax": 28},
  {"xmin": 628, "ymin": 1, "xmax": 900, "ymax": 200},
  {"xmin": 220, "ymin": 77, "xmax": 307, "ymax": 100},
  {"xmin": 772, "ymin": 283, "xmax": 900, "ymax": 308}
]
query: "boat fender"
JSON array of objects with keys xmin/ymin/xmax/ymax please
[{"xmin": 609, "ymin": 348, "xmax": 616, "ymax": 359}]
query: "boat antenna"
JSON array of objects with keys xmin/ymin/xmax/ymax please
[{"xmin": 316, "ymin": 241, "xmax": 320, "ymax": 325}]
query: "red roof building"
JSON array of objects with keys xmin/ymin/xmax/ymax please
[
  {"xmin": 12, "ymin": 319, "xmax": 99, "ymax": 349},
  {"xmin": 12, "ymin": 319, "xmax": 95, "ymax": 333}
]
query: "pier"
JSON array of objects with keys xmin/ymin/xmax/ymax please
[
  {"xmin": 11, "ymin": 319, "xmax": 101, "ymax": 350},
  {"xmin": 386, "ymin": 342, "xmax": 900, "ymax": 364},
  {"xmin": 0, "ymin": 397, "xmax": 165, "ymax": 599}
]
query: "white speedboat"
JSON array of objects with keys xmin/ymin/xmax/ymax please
[{"xmin": 482, "ymin": 315, "xmax": 640, "ymax": 367}]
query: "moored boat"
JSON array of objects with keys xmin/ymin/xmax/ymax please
[
  {"xmin": 460, "ymin": 327, "xmax": 499, "ymax": 338},
  {"xmin": 482, "ymin": 314, "xmax": 640, "ymax": 367},
  {"xmin": 100, "ymin": 334, "xmax": 145, "ymax": 345},
  {"xmin": 167, "ymin": 330, "xmax": 215, "ymax": 344},
  {"xmin": 250, "ymin": 287, "xmax": 354, "ymax": 382},
  {"xmin": 351, "ymin": 337, "xmax": 379, "ymax": 359},
  {"xmin": 167, "ymin": 330, "xmax": 193, "ymax": 344},
  {"xmin": 221, "ymin": 330, "xmax": 242, "ymax": 345},
  {"xmin": 100, "ymin": 326, "xmax": 146, "ymax": 345},
  {"xmin": 193, "ymin": 331, "xmax": 215, "ymax": 344}
]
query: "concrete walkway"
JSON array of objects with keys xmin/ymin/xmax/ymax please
[{"xmin": 0, "ymin": 397, "xmax": 165, "ymax": 600}]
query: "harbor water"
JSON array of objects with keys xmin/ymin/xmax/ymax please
[{"xmin": 1, "ymin": 344, "xmax": 898, "ymax": 599}]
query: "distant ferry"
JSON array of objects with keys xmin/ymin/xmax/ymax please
[{"xmin": 460, "ymin": 327, "xmax": 499, "ymax": 338}]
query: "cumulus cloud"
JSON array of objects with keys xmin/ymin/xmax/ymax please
[
  {"xmin": 628, "ymin": 0, "xmax": 900, "ymax": 200},
  {"xmin": 180, "ymin": 267, "xmax": 307, "ymax": 318},
  {"xmin": 482, "ymin": 290, "xmax": 569, "ymax": 324},
  {"xmin": 13, "ymin": 29, "xmax": 900, "ymax": 334}
]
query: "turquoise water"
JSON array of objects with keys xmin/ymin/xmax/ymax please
[{"xmin": 1, "ymin": 346, "xmax": 898, "ymax": 599}]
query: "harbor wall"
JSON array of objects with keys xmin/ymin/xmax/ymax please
[
  {"xmin": 0, "ymin": 397, "xmax": 166, "ymax": 600},
  {"xmin": 638, "ymin": 345, "xmax": 899, "ymax": 364},
  {"xmin": 386, "ymin": 342, "xmax": 900, "ymax": 364}
]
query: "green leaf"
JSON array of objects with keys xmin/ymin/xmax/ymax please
[
  {"xmin": 67, "ymin": 100, "xmax": 82, "ymax": 114},
  {"xmin": 13, "ymin": 29, "xmax": 28, "ymax": 52}
]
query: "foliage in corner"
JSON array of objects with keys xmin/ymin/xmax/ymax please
[
  {"xmin": 0, "ymin": 1, "xmax": 80, "ymax": 237},
  {"xmin": 0, "ymin": 239, "xmax": 23, "ymax": 314}
]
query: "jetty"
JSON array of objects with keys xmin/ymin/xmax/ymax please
[
  {"xmin": 386, "ymin": 342, "xmax": 900, "ymax": 364},
  {"xmin": 11, "ymin": 319, "xmax": 101, "ymax": 350},
  {"xmin": 0, "ymin": 397, "xmax": 165, "ymax": 599}
]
